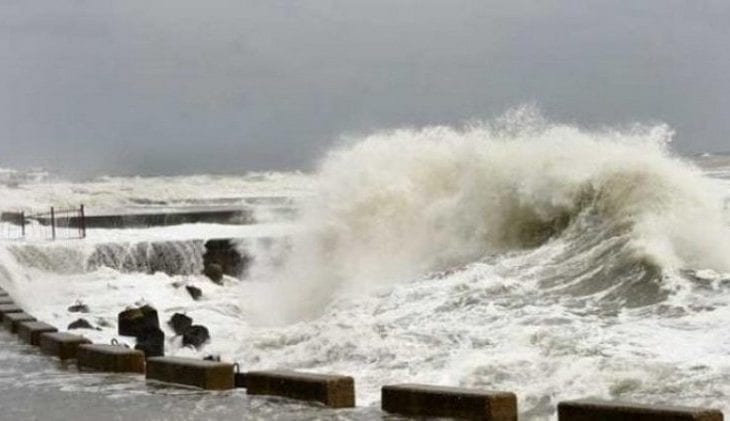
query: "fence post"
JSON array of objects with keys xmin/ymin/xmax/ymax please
[
  {"xmin": 50, "ymin": 206, "xmax": 56, "ymax": 240},
  {"xmin": 20, "ymin": 211, "xmax": 25, "ymax": 238},
  {"xmin": 80, "ymin": 204, "xmax": 86, "ymax": 239}
]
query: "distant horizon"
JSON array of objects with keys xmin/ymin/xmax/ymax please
[
  {"xmin": 1, "ymin": 142, "xmax": 729, "ymax": 182},
  {"xmin": 2, "ymin": 1, "xmax": 729, "ymax": 178}
]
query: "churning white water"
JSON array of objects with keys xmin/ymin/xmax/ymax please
[{"xmin": 1, "ymin": 112, "xmax": 729, "ymax": 419}]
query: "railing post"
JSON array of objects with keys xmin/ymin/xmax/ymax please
[
  {"xmin": 80, "ymin": 204, "xmax": 86, "ymax": 239},
  {"xmin": 20, "ymin": 211, "xmax": 25, "ymax": 238},
  {"xmin": 50, "ymin": 206, "xmax": 56, "ymax": 240}
]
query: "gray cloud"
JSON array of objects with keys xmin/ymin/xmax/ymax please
[{"xmin": 1, "ymin": 0, "xmax": 729, "ymax": 177}]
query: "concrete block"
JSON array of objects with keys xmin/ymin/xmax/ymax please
[
  {"xmin": 0, "ymin": 304, "xmax": 22, "ymax": 321},
  {"xmin": 39, "ymin": 332, "xmax": 92, "ymax": 360},
  {"xmin": 146, "ymin": 357, "xmax": 234, "ymax": 390},
  {"xmin": 17, "ymin": 321, "xmax": 57, "ymax": 345},
  {"xmin": 235, "ymin": 372, "xmax": 248, "ymax": 388},
  {"xmin": 76, "ymin": 344, "xmax": 145, "ymax": 373},
  {"xmin": 3, "ymin": 312, "xmax": 36, "ymax": 333},
  {"xmin": 558, "ymin": 399, "xmax": 724, "ymax": 421},
  {"xmin": 245, "ymin": 370, "xmax": 355, "ymax": 408},
  {"xmin": 381, "ymin": 384, "xmax": 517, "ymax": 420}
]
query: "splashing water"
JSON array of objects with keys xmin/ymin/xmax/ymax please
[
  {"xmin": 1, "ymin": 110, "xmax": 730, "ymax": 419},
  {"xmin": 260, "ymin": 109, "xmax": 730, "ymax": 323}
]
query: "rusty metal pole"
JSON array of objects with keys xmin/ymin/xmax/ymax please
[
  {"xmin": 80, "ymin": 204, "xmax": 86, "ymax": 239},
  {"xmin": 50, "ymin": 206, "xmax": 56, "ymax": 240}
]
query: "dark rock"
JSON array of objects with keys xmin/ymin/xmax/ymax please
[
  {"xmin": 203, "ymin": 263, "xmax": 224, "ymax": 284},
  {"xmin": 182, "ymin": 325, "xmax": 210, "ymax": 349},
  {"xmin": 68, "ymin": 318, "xmax": 94, "ymax": 330},
  {"xmin": 203, "ymin": 354, "xmax": 220, "ymax": 362},
  {"xmin": 202, "ymin": 239, "xmax": 250, "ymax": 283},
  {"xmin": 134, "ymin": 327, "xmax": 165, "ymax": 358},
  {"xmin": 118, "ymin": 305, "xmax": 159, "ymax": 337},
  {"xmin": 96, "ymin": 318, "xmax": 112, "ymax": 328},
  {"xmin": 185, "ymin": 285, "xmax": 202, "ymax": 301},
  {"xmin": 67, "ymin": 301, "xmax": 89, "ymax": 313},
  {"xmin": 168, "ymin": 313, "xmax": 192, "ymax": 335}
]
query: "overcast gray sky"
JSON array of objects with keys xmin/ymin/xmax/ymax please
[{"xmin": 1, "ymin": 0, "xmax": 729, "ymax": 177}]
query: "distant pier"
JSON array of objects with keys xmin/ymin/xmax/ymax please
[{"xmin": 36, "ymin": 205, "xmax": 254, "ymax": 229}]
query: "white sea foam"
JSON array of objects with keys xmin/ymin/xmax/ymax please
[
  {"xmin": 0, "ymin": 111, "xmax": 729, "ymax": 419},
  {"xmin": 258, "ymin": 108, "xmax": 730, "ymax": 322}
]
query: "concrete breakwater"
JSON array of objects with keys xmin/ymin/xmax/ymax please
[
  {"xmin": 1, "ymin": 206, "xmax": 254, "ymax": 229},
  {"xmin": 0, "ymin": 286, "xmax": 724, "ymax": 420},
  {"xmin": 1, "ymin": 197, "xmax": 300, "ymax": 231},
  {"xmin": 7, "ymin": 237, "xmax": 280, "ymax": 279}
]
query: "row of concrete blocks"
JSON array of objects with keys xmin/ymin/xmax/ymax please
[{"xmin": 0, "ymin": 293, "xmax": 725, "ymax": 420}]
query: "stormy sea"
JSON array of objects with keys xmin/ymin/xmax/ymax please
[{"xmin": 1, "ymin": 114, "xmax": 729, "ymax": 420}]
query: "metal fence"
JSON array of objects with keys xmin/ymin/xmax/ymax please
[{"xmin": 0, "ymin": 205, "xmax": 86, "ymax": 240}]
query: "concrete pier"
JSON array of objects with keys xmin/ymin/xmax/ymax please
[
  {"xmin": 76, "ymin": 344, "xmax": 145, "ymax": 373},
  {"xmin": 39, "ymin": 332, "xmax": 92, "ymax": 360},
  {"xmin": 0, "ymin": 304, "xmax": 22, "ymax": 321},
  {"xmin": 145, "ymin": 357, "xmax": 234, "ymax": 390},
  {"xmin": 244, "ymin": 370, "xmax": 355, "ymax": 408},
  {"xmin": 17, "ymin": 321, "xmax": 57, "ymax": 345},
  {"xmin": 557, "ymin": 399, "xmax": 724, "ymax": 421},
  {"xmin": 3, "ymin": 312, "xmax": 36, "ymax": 333},
  {"xmin": 381, "ymin": 384, "xmax": 518, "ymax": 420},
  {"xmin": 33, "ymin": 206, "xmax": 253, "ymax": 229}
]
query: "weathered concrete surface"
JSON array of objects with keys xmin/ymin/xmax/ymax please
[
  {"xmin": 3, "ymin": 312, "xmax": 36, "ymax": 333},
  {"xmin": 39, "ymin": 332, "xmax": 91, "ymax": 360},
  {"xmin": 17, "ymin": 321, "xmax": 58, "ymax": 346},
  {"xmin": 134, "ymin": 327, "xmax": 165, "ymax": 358},
  {"xmin": 381, "ymin": 384, "xmax": 518, "ymax": 421},
  {"xmin": 235, "ymin": 372, "xmax": 248, "ymax": 388},
  {"xmin": 558, "ymin": 399, "xmax": 724, "ymax": 421},
  {"xmin": 146, "ymin": 357, "xmax": 234, "ymax": 390},
  {"xmin": 76, "ymin": 344, "xmax": 145, "ymax": 373},
  {"xmin": 0, "ymin": 304, "xmax": 22, "ymax": 322},
  {"xmin": 118, "ymin": 305, "xmax": 159, "ymax": 337},
  {"xmin": 245, "ymin": 370, "xmax": 355, "ymax": 408}
]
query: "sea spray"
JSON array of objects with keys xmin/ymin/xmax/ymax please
[{"xmin": 254, "ymin": 109, "xmax": 730, "ymax": 323}]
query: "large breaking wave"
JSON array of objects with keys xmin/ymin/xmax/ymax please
[{"xmin": 265, "ymin": 108, "xmax": 730, "ymax": 321}]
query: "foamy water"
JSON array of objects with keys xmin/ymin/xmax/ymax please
[{"xmin": 1, "ymin": 114, "xmax": 729, "ymax": 419}]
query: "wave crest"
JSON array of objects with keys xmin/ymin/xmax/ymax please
[{"xmin": 255, "ymin": 109, "xmax": 730, "ymax": 322}]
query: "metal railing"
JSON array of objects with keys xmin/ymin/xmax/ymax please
[{"xmin": 0, "ymin": 204, "xmax": 86, "ymax": 240}]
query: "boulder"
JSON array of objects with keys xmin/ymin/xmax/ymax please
[
  {"xmin": 134, "ymin": 327, "xmax": 165, "ymax": 358},
  {"xmin": 203, "ymin": 263, "xmax": 223, "ymax": 284},
  {"xmin": 202, "ymin": 239, "xmax": 250, "ymax": 283},
  {"xmin": 118, "ymin": 305, "xmax": 159, "ymax": 337},
  {"xmin": 185, "ymin": 285, "xmax": 202, "ymax": 301},
  {"xmin": 68, "ymin": 318, "xmax": 94, "ymax": 330},
  {"xmin": 67, "ymin": 301, "xmax": 89, "ymax": 313},
  {"xmin": 182, "ymin": 325, "xmax": 210, "ymax": 349},
  {"xmin": 168, "ymin": 313, "xmax": 192, "ymax": 335}
]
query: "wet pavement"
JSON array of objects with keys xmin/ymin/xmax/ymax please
[{"xmin": 0, "ymin": 331, "xmax": 396, "ymax": 421}]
